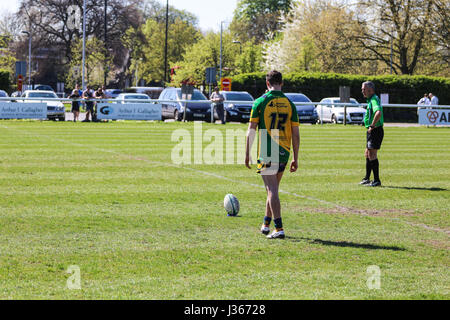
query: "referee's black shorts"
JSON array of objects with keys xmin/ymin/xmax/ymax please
[{"xmin": 367, "ymin": 126, "xmax": 384, "ymax": 150}]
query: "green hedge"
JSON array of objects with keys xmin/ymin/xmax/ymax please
[
  {"xmin": 0, "ymin": 69, "xmax": 10, "ymax": 92},
  {"xmin": 232, "ymin": 72, "xmax": 450, "ymax": 122}
]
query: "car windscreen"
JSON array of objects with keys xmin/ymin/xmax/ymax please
[
  {"xmin": 29, "ymin": 92, "xmax": 57, "ymax": 98},
  {"xmin": 125, "ymin": 95, "xmax": 149, "ymax": 100},
  {"xmin": 286, "ymin": 94, "xmax": 311, "ymax": 103},
  {"xmin": 0, "ymin": 91, "xmax": 7, "ymax": 97},
  {"xmin": 192, "ymin": 91, "xmax": 207, "ymax": 100},
  {"xmin": 333, "ymin": 99, "xmax": 358, "ymax": 104},
  {"xmin": 35, "ymin": 86, "xmax": 53, "ymax": 91},
  {"xmin": 224, "ymin": 93, "xmax": 253, "ymax": 101}
]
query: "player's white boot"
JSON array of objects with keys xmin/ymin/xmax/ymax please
[
  {"xmin": 267, "ymin": 229, "xmax": 285, "ymax": 239},
  {"xmin": 260, "ymin": 225, "xmax": 270, "ymax": 235}
]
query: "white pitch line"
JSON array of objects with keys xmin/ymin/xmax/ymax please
[{"xmin": 2, "ymin": 123, "xmax": 448, "ymax": 236}]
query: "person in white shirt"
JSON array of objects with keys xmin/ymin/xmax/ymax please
[
  {"xmin": 429, "ymin": 93, "xmax": 439, "ymax": 105},
  {"xmin": 417, "ymin": 94, "xmax": 431, "ymax": 105}
]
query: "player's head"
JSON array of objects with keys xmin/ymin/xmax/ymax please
[
  {"xmin": 362, "ymin": 81, "xmax": 375, "ymax": 98},
  {"xmin": 266, "ymin": 70, "xmax": 283, "ymax": 89},
  {"xmin": 214, "ymin": 86, "xmax": 219, "ymax": 92},
  {"xmin": 429, "ymin": 93, "xmax": 434, "ymax": 98}
]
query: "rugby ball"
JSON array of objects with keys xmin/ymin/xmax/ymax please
[{"xmin": 224, "ymin": 194, "xmax": 240, "ymax": 216}]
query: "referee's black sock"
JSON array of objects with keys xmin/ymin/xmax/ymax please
[
  {"xmin": 371, "ymin": 159, "xmax": 380, "ymax": 182},
  {"xmin": 365, "ymin": 158, "xmax": 372, "ymax": 180}
]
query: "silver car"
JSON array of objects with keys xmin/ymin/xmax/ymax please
[
  {"xmin": 22, "ymin": 90, "xmax": 65, "ymax": 121},
  {"xmin": 115, "ymin": 93, "xmax": 151, "ymax": 104},
  {"xmin": 316, "ymin": 97, "xmax": 366, "ymax": 124}
]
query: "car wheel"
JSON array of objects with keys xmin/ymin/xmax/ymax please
[
  {"xmin": 174, "ymin": 110, "xmax": 181, "ymax": 121},
  {"xmin": 59, "ymin": 116, "xmax": 65, "ymax": 121},
  {"xmin": 331, "ymin": 114, "xmax": 337, "ymax": 124}
]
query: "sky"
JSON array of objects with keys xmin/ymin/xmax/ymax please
[{"xmin": 0, "ymin": 0, "xmax": 239, "ymax": 32}]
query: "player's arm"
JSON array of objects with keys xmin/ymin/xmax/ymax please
[
  {"xmin": 245, "ymin": 121, "xmax": 257, "ymax": 169},
  {"xmin": 289, "ymin": 100, "xmax": 300, "ymax": 172},
  {"xmin": 290, "ymin": 125, "xmax": 300, "ymax": 173},
  {"xmin": 368, "ymin": 110, "xmax": 381, "ymax": 133}
]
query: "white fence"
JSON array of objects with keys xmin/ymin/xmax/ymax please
[{"xmin": 0, "ymin": 97, "xmax": 449, "ymax": 125}]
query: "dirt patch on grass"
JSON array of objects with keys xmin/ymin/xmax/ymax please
[
  {"xmin": 424, "ymin": 240, "xmax": 450, "ymax": 250},
  {"xmin": 291, "ymin": 206, "xmax": 450, "ymax": 236},
  {"xmin": 296, "ymin": 206, "xmax": 417, "ymax": 217}
]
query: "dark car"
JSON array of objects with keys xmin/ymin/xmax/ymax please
[
  {"xmin": 34, "ymin": 84, "xmax": 55, "ymax": 91},
  {"xmin": 219, "ymin": 91, "xmax": 254, "ymax": 123},
  {"xmin": 285, "ymin": 93, "xmax": 318, "ymax": 124},
  {"xmin": 158, "ymin": 87, "xmax": 211, "ymax": 122}
]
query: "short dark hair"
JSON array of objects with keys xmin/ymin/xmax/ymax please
[{"xmin": 266, "ymin": 70, "xmax": 283, "ymax": 86}]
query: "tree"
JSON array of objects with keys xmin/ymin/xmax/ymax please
[
  {"xmin": 66, "ymin": 37, "xmax": 112, "ymax": 89},
  {"xmin": 0, "ymin": 10, "xmax": 18, "ymax": 78},
  {"xmin": 171, "ymin": 31, "xmax": 242, "ymax": 85},
  {"xmin": 123, "ymin": 17, "xmax": 200, "ymax": 86},
  {"xmin": 139, "ymin": 0, "xmax": 199, "ymax": 26},
  {"xmin": 230, "ymin": 0, "xmax": 293, "ymax": 43},
  {"xmin": 355, "ymin": 0, "xmax": 443, "ymax": 75},
  {"xmin": 16, "ymin": 0, "xmax": 142, "ymax": 86},
  {"xmin": 235, "ymin": 42, "xmax": 264, "ymax": 74},
  {"xmin": 263, "ymin": 1, "xmax": 367, "ymax": 74}
]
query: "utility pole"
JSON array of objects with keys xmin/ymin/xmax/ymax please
[
  {"xmin": 219, "ymin": 21, "xmax": 224, "ymax": 83},
  {"xmin": 164, "ymin": 0, "xmax": 169, "ymax": 86},
  {"xmin": 82, "ymin": 0, "xmax": 87, "ymax": 90},
  {"xmin": 21, "ymin": 31, "xmax": 31, "ymax": 86},
  {"xmin": 104, "ymin": 0, "xmax": 108, "ymax": 87}
]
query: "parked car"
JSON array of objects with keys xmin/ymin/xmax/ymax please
[
  {"xmin": 115, "ymin": 93, "xmax": 151, "ymax": 103},
  {"xmin": 105, "ymin": 89, "xmax": 123, "ymax": 99},
  {"xmin": 158, "ymin": 87, "xmax": 211, "ymax": 121},
  {"xmin": 218, "ymin": 91, "xmax": 254, "ymax": 123},
  {"xmin": 285, "ymin": 93, "xmax": 318, "ymax": 124},
  {"xmin": 22, "ymin": 90, "xmax": 65, "ymax": 121},
  {"xmin": 0, "ymin": 90, "xmax": 8, "ymax": 97},
  {"xmin": 126, "ymin": 87, "xmax": 164, "ymax": 99},
  {"xmin": 316, "ymin": 97, "xmax": 366, "ymax": 124},
  {"xmin": 33, "ymin": 84, "xmax": 55, "ymax": 91}
]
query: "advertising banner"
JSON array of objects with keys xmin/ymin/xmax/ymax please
[
  {"xmin": 0, "ymin": 102, "xmax": 47, "ymax": 119},
  {"xmin": 418, "ymin": 108, "xmax": 450, "ymax": 126},
  {"xmin": 97, "ymin": 103, "xmax": 162, "ymax": 121}
]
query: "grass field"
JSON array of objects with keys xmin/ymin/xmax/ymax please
[{"xmin": 0, "ymin": 120, "xmax": 448, "ymax": 300}]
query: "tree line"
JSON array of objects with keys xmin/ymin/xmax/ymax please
[{"xmin": 0, "ymin": 0, "xmax": 448, "ymax": 92}]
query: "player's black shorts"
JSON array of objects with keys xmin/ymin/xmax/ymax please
[
  {"xmin": 367, "ymin": 126, "xmax": 384, "ymax": 150},
  {"xmin": 256, "ymin": 160, "xmax": 287, "ymax": 175}
]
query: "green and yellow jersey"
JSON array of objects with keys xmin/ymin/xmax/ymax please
[
  {"xmin": 250, "ymin": 90, "xmax": 299, "ymax": 164},
  {"xmin": 364, "ymin": 94, "xmax": 384, "ymax": 128}
]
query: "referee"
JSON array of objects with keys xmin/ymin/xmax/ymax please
[{"xmin": 360, "ymin": 81, "xmax": 384, "ymax": 187}]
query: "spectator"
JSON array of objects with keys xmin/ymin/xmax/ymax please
[
  {"xmin": 429, "ymin": 93, "xmax": 439, "ymax": 105},
  {"xmin": 82, "ymin": 85, "xmax": 94, "ymax": 122},
  {"xmin": 69, "ymin": 84, "xmax": 82, "ymax": 122},
  {"xmin": 93, "ymin": 87, "xmax": 106, "ymax": 122},
  {"xmin": 417, "ymin": 94, "xmax": 431, "ymax": 105},
  {"xmin": 210, "ymin": 87, "xmax": 225, "ymax": 124}
]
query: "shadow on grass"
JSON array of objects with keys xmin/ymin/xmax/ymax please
[
  {"xmin": 286, "ymin": 237, "xmax": 406, "ymax": 251},
  {"xmin": 382, "ymin": 186, "xmax": 447, "ymax": 191}
]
